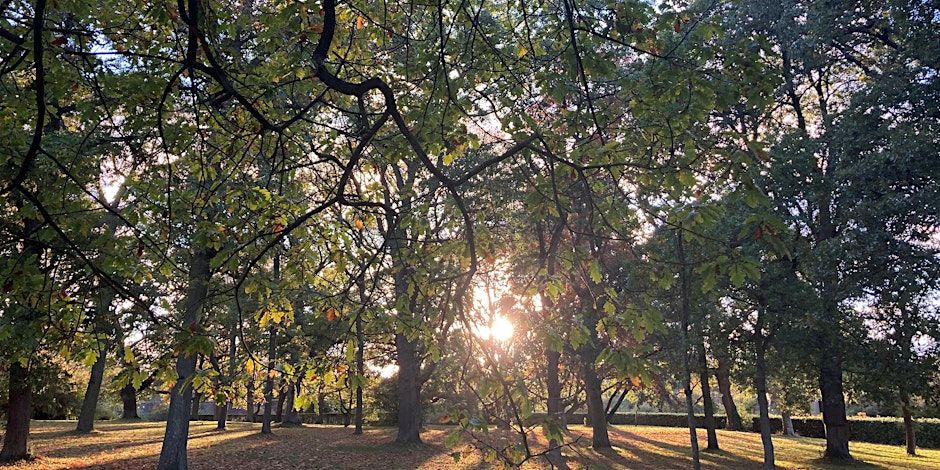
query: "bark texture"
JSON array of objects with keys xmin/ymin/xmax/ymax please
[
  {"xmin": 77, "ymin": 287, "xmax": 116, "ymax": 433},
  {"xmin": 715, "ymin": 357, "xmax": 743, "ymax": 431},
  {"xmin": 0, "ymin": 361, "xmax": 32, "ymax": 462},
  {"xmin": 698, "ymin": 342, "xmax": 719, "ymax": 450},
  {"xmin": 755, "ymin": 345, "xmax": 775, "ymax": 470},
  {"xmin": 395, "ymin": 333, "xmax": 422, "ymax": 445},
  {"xmin": 901, "ymin": 392, "xmax": 916, "ymax": 456},
  {"xmin": 76, "ymin": 341, "xmax": 110, "ymax": 433},
  {"xmin": 818, "ymin": 351, "xmax": 851, "ymax": 460},
  {"xmin": 157, "ymin": 249, "xmax": 211, "ymax": 470}
]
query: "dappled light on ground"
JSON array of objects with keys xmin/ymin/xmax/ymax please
[{"xmin": 2, "ymin": 422, "xmax": 938, "ymax": 469}]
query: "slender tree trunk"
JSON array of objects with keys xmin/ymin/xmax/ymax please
[
  {"xmin": 282, "ymin": 303, "xmax": 302, "ymax": 428},
  {"xmin": 77, "ymin": 288, "xmax": 116, "ymax": 433},
  {"xmin": 261, "ymin": 324, "xmax": 277, "ymax": 435},
  {"xmin": 191, "ymin": 392, "xmax": 201, "ymax": 420},
  {"xmin": 395, "ymin": 333, "xmax": 422, "ymax": 444},
  {"xmin": 283, "ymin": 375, "xmax": 301, "ymax": 425},
  {"xmin": 715, "ymin": 357, "xmax": 742, "ymax": 431},
  {"xmin": 545, "ymin": 348, "xmax": 564, "ymax": 463},
  {"xmin": 157, "ymin": 248, "xmax": 212, "ymax": 470},
  {"xmin": 76, "ymin": 341, "xmax": 110, "ymax": 433},
  {"xmin": 583, "ymin": 359, "xmax": 611, "ymax": 448},
  {"xmin": 901, "ymin": 392, "xmax": 916, "ymax": 456},
  {"xmin": 698, "ymin": 341, "xmax": 719, "ymax": 450},
  {"xmin": 606, "ymin": 386, "xmax": 628, "ymax": 423},
  {"xmin": 215, "ymin": 401, "xmax": 228, "ymax": 430},
  {"xmin": 316, "ymin": 389, "xmax": 326, "ymax": 424},
  {"xmin": 120, "ymin": 382, "xmax": 140, "ymax": 419},
  {"xmin": 782, "ymin": 410, "xmax": 796, "ymax": 436},
  {"xmin": 275, "ymin": 379, "xmax": 286, "ymax": 423},
  {"xmin": 676, "ymin": 229, "xmax": 701, "ymax": 470},
  {"xmin": 818, "ymin": 350, "xmax": 851, "ymax": 460},
  {"xmin": 217, "ymin": 327, "xmax": 237, "ymax": 430},
  {"xmin": 246, "ymin": 376, "xmax": 255, "ymax": 423},
  {"xmin": 354, "ymin": 312, "xmax": 365, "ymax": 434},
  {"xmin": 540, "ymin": 220, "xmax": 565, "ymax": 466},
  {"xmin": 0, "ymin": 361, "xmax": 32, "ymax": 462},
  {"xmin": 755, "ymin": 341, "xmax": 775, "ymax": 470}
]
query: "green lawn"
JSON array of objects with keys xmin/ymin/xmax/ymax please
[{"xmin": 1, "ymin": 421, "xmax": 937, "ymax": 469}]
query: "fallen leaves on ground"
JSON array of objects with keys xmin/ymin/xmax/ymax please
[{"xmin": 1, "ymin": 421, "xmax": 938, "ymax": 469}]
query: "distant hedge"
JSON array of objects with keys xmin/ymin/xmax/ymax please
[
  {"xmin": 527, "ymin": 412, "xmax": 726, "ymax": 428},
  {"xmin": 524, "ymin": 412, "xmax": 940, "ymax": 448},
  {"xmin": 749, "ymin": 416, "xmax": 940, "ymax": 449}
]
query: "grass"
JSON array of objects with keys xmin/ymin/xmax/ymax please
[{"xmin": 0, "ymin": 420, "xmax": 937, "ymax": 469}]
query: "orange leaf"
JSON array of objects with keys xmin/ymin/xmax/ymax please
[{"xmin": 356, "ymin": 15, "xmax": 366, "ymax": 30}]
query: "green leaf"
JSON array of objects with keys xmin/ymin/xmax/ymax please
[{"xmin": 589, "ymin": 261, "xmax": 603, "ymax": 284}]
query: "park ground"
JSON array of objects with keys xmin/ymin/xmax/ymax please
[{"xmin": 1, "ymin": 421, "xmax": 938, "ymax": 469}]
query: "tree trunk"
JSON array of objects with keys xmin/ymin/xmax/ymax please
[
  {"xmin": 0, "ymin": 361, "xmax": 32, "ymax": 462},
  {"xmin": 157, "ymin": 248, "xmax": 211, "ymax": 470},
  {"xmin": 283, "ymin": 376, "xmax": 301, "ymax": 426},
  {"xmin": 540, "ymin": 220, "xmax": 565, "ymax": 466},
  {"xmin": 275, "ymin": 380, "xmax": 286, "ymax": 423},
  {"xmin": 218, "ymin": 324, "xmax": 238, "ymax": 430},
  {"xmin": 583, "ymin": 359, "xmax": 611, "ymax": 448},
  {"xmin": 120, "ymin": 382, "xmax": 140, "ymax": 419},
  {"xmin": 901, "ymin": 392, "xmax": 916, "ymax": 456},
  {"xmin": 545, "ymin": 348, "xmax": 564, "ymax": 463},
  {"xmin": 246, "ymin": 377, "xmax": 255, "ymax": 423},
  {"xmin": 77, "ymin": 288, "xmax": 116, "ymax": 433},
  {"xmin": 282, "ymin": 306, "xmax": 302, "ymax": 427},
  {"xmin": 76, "ymin": 341, "xmax": 110, "ymax": 433},
  {"xmin": 215, "ymin": 402, "xmax": 228, "ymax": 430},
  {"xmin": 191, "ymin": 392, "xmax": 201, "ymax": 420},
  {"xmin": 606, "ymin": 386, "xmax": 628, "ymax": 423},
  {"xmin": 698, "ymin": 342, "xmax": 719, "ymax": 450},
  {"xmin": 818, "ymin": 351, "xmax": 851, "ymax": 460},
  {"xmin": 395, "ymin": 333, "xmax": 422, "ymax": 444},
  {"xmin": 316, "ymin": 389, "xmax": 326, "ymax": 424},
  {"xmin": 755, "ymin": 343, "xmax": 775, "ymax": 470},
  {"xmin": 782, "ymin": 410, "xmax": 796, "ymax": 436},
  {"xmin": 676, "ymin": 229, "xmax": 701, "ymax": 470},
  {"xmin": 715, "ymin": 357, "xmax": 742, "ymax": 431},
  {"xmin": 354, "ymin": 312, "xmax": 364, "ymax": 434},
  {"xmin": 261, "ymin": 324, "xmax": 277, "ymax": 435}
]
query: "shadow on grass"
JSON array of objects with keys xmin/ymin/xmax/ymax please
[{"xmin": 808, "ymin": 457, "xmax": 889, "ymax": 470}]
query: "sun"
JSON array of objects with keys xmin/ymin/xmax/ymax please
[
  {"xmin": 489, "ymin": 315, "xmax": 514, "ymax": 342},
  {"xmin": 474, "ymin": 314, "xmax": 514, "ymax": 342}
]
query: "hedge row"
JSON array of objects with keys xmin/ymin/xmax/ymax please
[
  {"xmin": 526, "ymin": 412, "xmax": 728, "ymax": 428},
  {"xmin": 749, "ymin": 416, "xmax": 940, "ymax": 448},
  {"xmin": 524, "ymin": 413, "xmax": 940, "ymax": 448}
]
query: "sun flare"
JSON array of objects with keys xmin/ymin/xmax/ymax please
[{"xmin": 474, "ymin": 314, "xmax": 514, "ymax": 342}]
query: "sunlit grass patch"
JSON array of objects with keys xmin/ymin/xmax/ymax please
[{"xmin": 1, "ymin": 421, "xmax": 938, "ymax": 469}]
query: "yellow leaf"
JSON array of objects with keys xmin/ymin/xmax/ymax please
[{"xmin": 516, "ymin": 46, "xmax": 528, "ymax": 58}]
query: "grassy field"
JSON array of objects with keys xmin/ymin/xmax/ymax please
[{"xmin": 1, "ymin": 420, "xmax": 938, "ymax": 469}]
